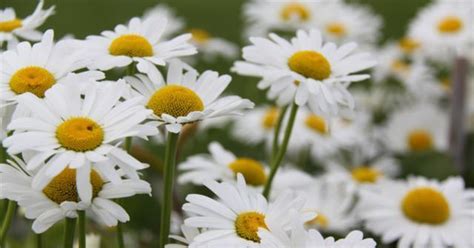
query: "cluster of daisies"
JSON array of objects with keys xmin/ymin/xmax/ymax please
[{"xmin": 0, "ymin": 0, "xmax": 473, "ymax": 248}]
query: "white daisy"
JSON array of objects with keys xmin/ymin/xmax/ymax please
[
  {"xmin": 359, "ymin": 177, "xmax": 474, "ymax": 248},
  {"xmin": 383, "ymin": 103, "xmax": 448, "ymax": 153},
  {"xmin": 178, "ymin": 142, "xmax": 267, "ymax": 188},
  {"xmin": 166, "ymin": 225, "xmax": 201, "ymax": 248},
  {"xmin": 0, "ymin": 0, "xmax": 55, "ymax": 49},
  {"xmin": 183, "ymin": 174, "xmax": 316, "ymax": 247},
  {"xmin": 232, "ymin": 29, "xmax": 376, "ymax": 116},
  {"xmin": 124, "ymin": 60, "xmax": 254, "ymax": 133},
  {"xmin": 408, "ymin": 1, "xmax": 473, "ymax": 63},
  {"xmin": 0, "ymin": 156, "xmax": 151, "ymax": 233},
  {"xmin": 270, "ymin": 166, "xmax": 314, "ymax": 199},
  {"xmin": 82, "ymin": 16, "xmax": 196, "ymax": 78},
  {"xmin": 3, "ymin": 82, "xmax": 153, "ymax": 201},
  {"xmin": 143, "ymin": 4, "xmax": 185, "ymax": 39},
  {"xmin": 0, "ymin": 30, "xmax": 101, "ymax": 108},
  {"xmin": 189, "ymin": 28, "xmax": 238, "ymax": 61}
]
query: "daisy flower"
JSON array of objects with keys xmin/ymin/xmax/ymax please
[
  {"xmin": 408, "ymin": 0, "xmax": 473, "ymax": 63},
  {"xmin": 183, "ymin": 174, "xmax": 315, "ymax": 247},
  {"xmin": 3, "ymin": 82, "xmax": 153, "ymax": 200},
  {"xmin": 178, "ymin": 142, "xmax": 267, "ymax": 188},
  {"xmin": 359, "ymin": 177, "xmax": 474, "ymax": 248},
  {"xmin": 124, "ymin": 60, "xmax": 254, "ymax": 133},
  {"xmin": 316, "ymin": 2, "xmax": 382, "ymax": 46},
  {"xmin": 143, "ymin": 4, "xmax": 185, "ymax": 39},
  {"xmin": 383, "ymin": 103, "xmax": 448, "ymax": 153},
  {"xmin": 0, "ymin": 30, "xmax": 101, "ymax": 109},
  {"xmin": 0, "ymin": 0, "xmax": 55, "ymax": 49},
  {"xmin": 243, "ymin": 0, "xmax": 319, "ymax": 36},
  {"xmin": 0, "ymin": 156, "xmax": 151, "ymax": 233},
  {"xmin": 232, "ymin": 29, "xmax": 376, "ymax": 116},
  {"xmin": 189, "ymin": 28, "xmax": 238, "ymax": 61},
  {"xmin": 166, "ymin": 225, "xmax": 201, "ymax": 248},
  {"xmin": 82, "ymin": 16, "xmax": 196, "ymax": 78}
]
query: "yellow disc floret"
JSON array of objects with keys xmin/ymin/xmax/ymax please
[
  {"xmin": 9, "ymin": 66, "xmax": 56, "ymax": 98},
  {"xmin": 398, "ymin": 37, "xmax": 421, "ymax": 54},
  {"xmin": 229, "ymin": 158, "xmax": 267, "ymax": 186},
  {"xmin": 190, "ymin": 28, "xmax": 211, "ymax": 44},
  {"xmin": 401, "ymin": 187, "xmax": 450, "ymax": 225},
  {"xmin": 305, "ymin": 114, "xmax": 328, "ymax": 134},
  {"xmin": 56, "ymin": 117, "xmax": 104, "ymax": 152},
  {"xmin": 407, "ymin": 129, "xmax": 434, "ymax": 152},
  {"xmin": 235, "ymin": 212, "xmax": 268, "ymax": 242},
  {"xmin": 351, "ymin": 166, "xmax": 381, "ymax": 183},
  {"xmin": 109, "ymin": 34, "xmax": 153, "ymax": 57},
  {"xmin": 437, "ymin": 16, "xmax": 463, "ymax": 34},
  {"xmin": 43, "ymin": 168, "xmax": 104, "ymax": 204},
  {"xmin": 0, "ymin": 19, "xmax": 22, "ymax": 32},
  {"xmin": 326, "ymin": 22, "xmax": 347, "ymax": 37},
  {"xmin": 147, "ymin": 85, "xmax": 204, "ymax": 118},
  {"xmin": 261, "ymin": 108, "xmax": 279, "ymax": 130},
  {"xmin": 306, "ymin": 213, "xmax": 329, "ymax": 228},
  {"xmin": 280, "ymin": 3, "xmax": 311, "ymax": 21},
  {"xmin": 288, "ymin": 51, "xmax": 331, "ymax": 81}
]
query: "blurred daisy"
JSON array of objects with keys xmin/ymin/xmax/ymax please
[
  {"xmin": 125, "ymin": 61, "xmax": 254, "ymax": 133},
  {"xmin": 3, "ymin": 82, "xmax": 152, "ymax": 199},
  {"xmin": 243, "ymin": 0, "xmax": 319, "ymax": 36},
  {"xmin": 317, "ymin": 2, "xmax": 382, "ymax": 46},
  {"xmin": 0, "ymin": 156, "xmax": 151, "ymax": 233},
  {"xmin": 183, "ymin": 174, "xmax": 315, "ymax": 247},
  {"xmin": 178, "ymin": 142, "xmax": 267, "ymax": 188},
  {"xmin": 359, "ymin": 177, "xmax": 474, "ymax": 248},
  {"xmin": 0, "ymin": 30, "xmax": 100, "ymax": 109},
  {"xmin": 82, "ymin": 16, "xmax": 196, "ymax": 77},
  {"xmin": 0, "ymin": 0, "xmax": 54, "ymax": 49},
  {"xmin": 143, "ymin": 4, "xmax": 184, "ymax": 39},
  {"xmin": 233, "ymin": 29, "xmax": 376, "ymax": 116},
  {"xmin": 409, "ymin": 1, "xmax": 473, "ymax": 62},
  {"xmin": 189, "ymin": 28, "xmax": 238, "ymax": 61},
  {"xmin": 74, "ymin": 233, "xmax": 101, "ymax": 248},
  {"xmin": 384, "ymin": 103, "xmax": 448, "ymax": 153},
  {"xmin": 271, "ymin": 166, "xmax": 314, "ymax": 198},
  {"xmin": 166, "ymin": 225, "xmax": 201, "ymax": 248}
]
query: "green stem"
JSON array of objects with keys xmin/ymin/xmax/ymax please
[
  {"xmin": 63, "ymin": 218, "xmax": 76, "ymax": 248},
  {"xmin": 271, "ymin": 105, "xmax": 289, "ymax": 162},
  {"xmin": 36, "ymin": 233, "xmax": 43, "ymax": 248},
  {"xmin": 158, "ymin": 132, "xmax": 179, "ymax": 248},
  {"xmin": 116, "ymin": 221, "xmax": 125, "ymax": 248},
  {"xmin": 0, "ymin": 200, "xmax": 17, "ymax": 247},
  {"xmin": 263, "ymin": 102, "xmax": 299, "ymax": 198},
  {"xmin": 77, "ymin": 211, "xmax": 85, "ymax": 248}
]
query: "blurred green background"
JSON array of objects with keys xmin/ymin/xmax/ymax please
[{"xmin": 1, "ymin": 0, "xmax": 472, "ymax": 247}]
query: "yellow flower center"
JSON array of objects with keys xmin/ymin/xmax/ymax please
[
  {"xmin": 305, "ymin": 114, "xmax": 328, "ymax": 134},
  {"xmin": 326, "ymin": 22, "xmax": 347, "ymax": 37},
  {"xmin": 228, "ymin": 158, "xmax": 267, "ymax": 186},
  {"xmin": 9, "ymin": 66, "xmax": 56, "ymax": 98},
  {"xmin": 147, "ymin": 85, "xmax": 204, "ymax": 118},
  {"xmin": 280, "ymin": 3, "xmax": 311, "ymax": 21},
  {"xmin": 391, "ymin": 60, "xmax": 410, "ymax": 73},
  {"xmin": 351, "ymin": 166, "xmax": 381, "ymax": 183},
  {"xmin": 306, "ymin": 213, "xmax": 329, "ymax": 228},
  {"xmin": 109, "ymin": 34, "xmax": 153, "ymax": 57},
  {"xmin": 235, "ymin": 212, "xmax": 268, "ymax": 242},
  {"xmin": 190, "ymin": 28, "xmax": 211, "ymax": 44},
  {"xmin": 288, "ymin": 51, "xmax": 331, "ymax": 81},
  {"xmin": 56, "ymin": 117, "xmax": 104, "ymax": 152},
  {"xmin": 43, "ymin": 168, "xmax": 104, "ymax": 204},
  {"xmin": 401, "ymin": 187, "xmax": 450, "ymax": 225},
  {"xmin": 0, "ymin": 18, "xmax": 22, "ymax": 32},
  {"xmin": 440, "ymin": 77, "xmax": 451, "ymax": 91},
  {"xmin": 261, "ymin": 108, "xmax": 279, "ymax": 130},
  {"xmin": 437, "ymin": 16, "xmax": 463, "ymax": 34},
  {"xmin": 398, "ymin": 38, "xmax": 420, "ymax": 54},
  {"xmin": 407, "ymin": 129, "xmax": 434, "ymax": 152}
]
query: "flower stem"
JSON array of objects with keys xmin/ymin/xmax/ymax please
[
  {"xmin": 77, "ymin": 211, "xmax": 86, "ymax": 248},
  {"xmin": 271, "ymin": 105, "xmax": 289, "ymax": 162},
  {"xmin": 159, "ymin": 132, "xmax": 179, "ymax": 248},
  {"xmin": 63, "ymin": 218, "xmax": 76, "ymax": 248},
  {"xmin": 116, "ymin": 220, "xmax": 125, "ymax": 248},
  {"xmin": 36, "ymin": 233, "xmax": 43, "ymax": 248},
  {"xmin": 263, "ymin": 102, "xmax": 299, "ymax": 198},
  {"xmin": 0, "ymin": 200, "xmax": 17, "ymax": 247}
]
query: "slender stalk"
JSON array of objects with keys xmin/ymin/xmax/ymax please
[
  {"xmin": 263, "ymin": 102, "xmax": 299, "ymax": 198},
  {"xmin": 0, "ymin": 200, "xmax": 17, "ymax": 247},
  {"xmin": 115, "ymin": 137, "xmax": 132, "ymax": 248},
  {"xmin": 271, "ymin": 105, "xmax": 289, "ymax": 162},
  {"xmin": 77, "ymin": 211, "xmax": 86, "ymax": 248},
  {"xmin": 449, "ymin": 57, "xmax": 469, "ymax": 176},
  {"xmin": 36, "ymin": 233, "xmax": 43, "ymax": 248},
  {"xmin": 63, "ymin": 218, "xmax": 76, "ymax": 248},
  {"xmin": 158, "ymin": 132, "xmax": 179, "ymax": 248}
]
